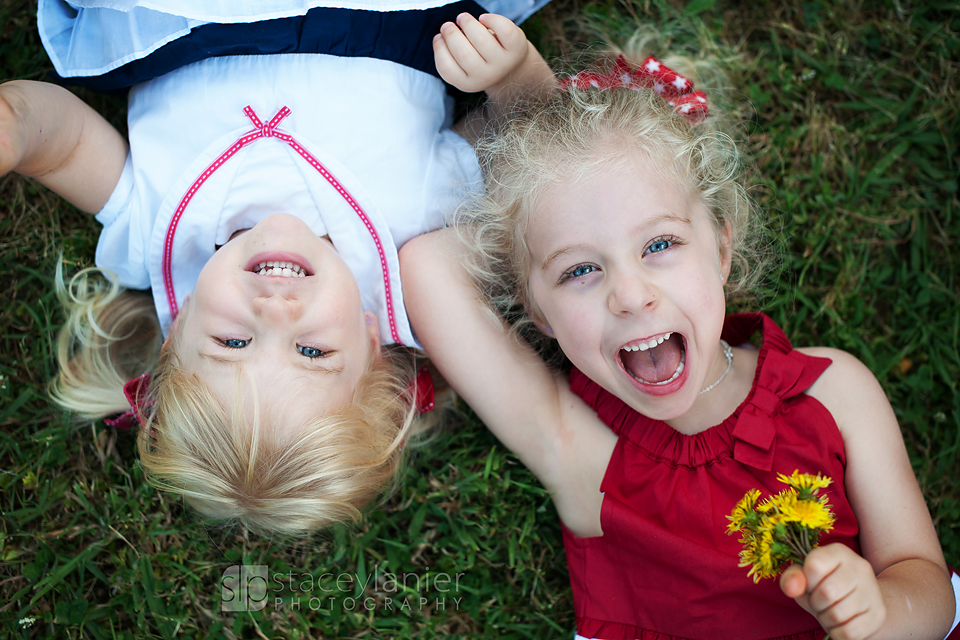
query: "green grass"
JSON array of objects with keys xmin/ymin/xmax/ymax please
[{"xmin": 2, "ymin": 0, "xmax": 959, "ymax": 637}]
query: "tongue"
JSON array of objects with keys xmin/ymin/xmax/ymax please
[{"xmin": 622, "ymin": 337, "xmax": 683, "ymax": 383}]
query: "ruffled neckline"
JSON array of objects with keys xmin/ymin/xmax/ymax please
[{"xmin": 569, "ymin": 313, "xmax": 832, "ymax": 471}]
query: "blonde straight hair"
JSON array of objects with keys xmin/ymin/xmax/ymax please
[{"xmin": 52, "ymin": 265, "xmax": 423, "ymax": 535}]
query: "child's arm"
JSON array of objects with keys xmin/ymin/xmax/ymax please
[
  {"xmin": 400, "ymin": 228, "xmax": 617, "ymax": 537},
  {"xmin": 780, "ymin": 348, "xmax": 955, "ymax": 640},
  {"xmin": 0, "ymin": 80, "xmax": 127, "ymax": 213},
  {"xmin": 433, "ymin": 13, "xmax": 557, "ymax": 143}
]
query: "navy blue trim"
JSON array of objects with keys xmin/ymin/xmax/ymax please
[{"xmin": 56, "ymin": 1, "xmax": 486, "ymax": 92}]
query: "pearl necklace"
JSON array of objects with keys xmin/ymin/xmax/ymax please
[{"xmin": 699, "ymin": 340, "xmax": 733, "ymax": 395}]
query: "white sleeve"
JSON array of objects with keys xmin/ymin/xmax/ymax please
[
  {"xmin": 477, "ymin": 0, "xmax": 553, "ymax": 24},
  {"xmin": 94, "ymin": 154, "xmax": 152, "ymax": 290},
  {"xmin": 404, "ymin": 128, "xmax": 483, "ymax": 247}
]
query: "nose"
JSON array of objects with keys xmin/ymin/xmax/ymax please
[
  {"xmin": 252, "ymin": 293, "xmax": 303, "ymax": 322},
  {"xmin": 607, "ymin": 268, "xmax": 658, "ymax": 316}
]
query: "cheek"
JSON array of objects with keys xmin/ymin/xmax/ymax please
[
  {"xmin": 679, "ymin": 272, "xmax": 727, "ymax": 337},
  {"xmin": 192, "ymin": 264, "xmax": 228, "ymax": 302},
  {"xmin": 190, "ymin": 280, "xmax": 234, "ymax": 317},
  {"xmin": 539, "ymin": 292, "xmax": 602, "ymax": 351},
  {"xmin": 680, "ymin": 250, "xmax": 725, "ymax": 299},
  {"xmin": 332, "ymin": 281, "xmax": 365, "ymax": 323},
  {"xmin": 556, "ymin": 325, "xmax": 597, "ymax": 362},
  {"xmin": 529, "ymin": 271, "xmax": 605, "ymax": 347}
]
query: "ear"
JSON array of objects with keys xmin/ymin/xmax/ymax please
[
  {"xmin": 364, "ymin": 312, "xmax": 381, "ymax": 359},
  {"xmin": 525, "ymin": 302, "xmax": 555, "ymax": 338},
  {"xmin": 532, "ymin": 317, "xmax": 555, "ymax": 338},
  {"xmin": 718, "ymin": 220, "xmax": 733, "ymax": 282}
]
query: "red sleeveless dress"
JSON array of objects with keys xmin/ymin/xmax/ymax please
[{"xmin": 563, "ymin": 313, "xmax": 856, "ymax": 640}]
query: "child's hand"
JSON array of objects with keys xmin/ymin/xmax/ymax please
[
  {"xmin": 433, "ymin": 13, "xmax": 529, "ymax": 94},
  {"xmin": 780, "ymin": 543, "xmax": 885, "ymax": 640}
]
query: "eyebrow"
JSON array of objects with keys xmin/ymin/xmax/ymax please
[
  {"xmin": 198, "ymin": 351, "xmax": 345, "ymax": 374},
  {"xmin": 541, "ymin": 244, "xmax": 590, "ymax": 272},
  {"xmin": 540, "ymin": 212, "xmax": 693, "ymax": 271}
]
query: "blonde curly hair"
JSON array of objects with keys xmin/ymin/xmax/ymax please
[{"xmin": 459, "ymin": 50, "xmax": 766, "ymax": 361}]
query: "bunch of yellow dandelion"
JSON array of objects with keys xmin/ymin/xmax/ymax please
[{"xmin": 726, "ymin": 470, "xmax": 836, "ymax": 583}]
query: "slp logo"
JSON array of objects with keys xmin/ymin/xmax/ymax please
[{"xmin": 221, "ymin": 565, "xmax": 268, "ymax": 611}]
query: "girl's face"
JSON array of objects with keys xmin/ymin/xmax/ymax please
[
  {"xmin": 175, "ymin": 213, "xmax": 379, "ymax": 426},
  {"xmin": 526, "ymin": 154, "xmax": 732, "ymax": 425}
]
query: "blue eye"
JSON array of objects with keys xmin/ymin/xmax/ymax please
[
  {"xmin": 565, "ymin": 264, "xmax": 598, "ymax": 280},
  {"xmin": 558, "ymin": 263, "xmax": 600, "ymax": 285},
  {"xmin": 298, "ymin": 345, "xmax": 326, "ymax": 358},
  {"xmin": 646, "ymin": 239, "xmax": 673, "ymax": 254},
  {"xmin": 221, "ymin": 338, "xmax": 249, "ymax": 349}
]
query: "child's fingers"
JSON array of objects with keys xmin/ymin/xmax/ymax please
[
  {"xmin": 477, "ymin": 13, "xmax": 527, "ymax": 53},
  {"xmin": 818, "ymin": 596, "xmax": 880, "ymax": 640},
  {"xmin": 779, "ymin": 564, "xmax": 808, "ymax": 600},
  {"xmin": 432, "ymin": 32, "xmax": 468, "ymax": 86},
  {"xmin": 455, "ymin": 13, "xmax": 505, "ymax": 61},
  {"xmin": 437, "ymin": 21, "xmax": 486, "ymax": 72},
  {"xmin": 798, "ymin": 544, "xmax": 846, "ymax": 598},
  {"xmin": 800, "ymin": 545, "xmax": 885, "ymax": 640},
  {"xmin": 802, "ymin": 545, "xmax": 868, "ymax": 611},
  {"xmin": 433, "ymin": 13, "xmax": 530, "ymax": 93}
]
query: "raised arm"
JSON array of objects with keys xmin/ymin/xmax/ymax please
[
  {"xmin": 780, "ymin": 347, "xmax": 955, "ymax": 640},
  {"xmin": 433, "ymin": 13, "xmax": 557, "ymax": 144},
  {"xmin": 400, "ymin": 228, "xmax": 616, "ymax": 536},
  {"xmin": 0, "ymin": 80, "xmax": 127, "ymax": 213}
]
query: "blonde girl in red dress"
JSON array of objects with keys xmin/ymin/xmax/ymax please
[{"xmin": 408, "ymin": 34, "xmax": 960, "ymax": 640}]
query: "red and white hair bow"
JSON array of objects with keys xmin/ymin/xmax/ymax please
[
  {"xmin": 560, "ymin": 55, "xmax": 709, "ymax": 124},
  {"xmin": 104, "ymin": 373, "xmax": 153, "ymax": 430},
  {"xmin": 408, "ymin": 365, "xmax": 435, "ymax": 415}
]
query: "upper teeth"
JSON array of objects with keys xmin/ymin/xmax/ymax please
[
  {"xmin": 255, "ymin": 261, "xmax": 306, "ymax": 278},
  {"xmin": 622, "ymin": 332, "xmax": 672, "ymax": 352}
]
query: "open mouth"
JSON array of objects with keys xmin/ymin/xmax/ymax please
[
  {"xmin": 245, "ymin": 252, "xmax": 314, "ymax": 278},
  {"xmin": 620, "ymin": 332, "xmax": 686, "ymax": 386},
  {"xmin": 253, "ymin": 260, "xmax": 307, "ymax": 278}
]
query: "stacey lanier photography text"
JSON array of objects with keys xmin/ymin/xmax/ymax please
[{"xmin": 221, "ymin": 564, "xmax": 466, "ymax": 613}]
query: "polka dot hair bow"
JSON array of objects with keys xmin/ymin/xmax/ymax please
[{"xmin": 560, "ymin": 55, "xmax": 709, "ymax": 124}]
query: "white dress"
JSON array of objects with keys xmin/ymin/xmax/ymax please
[
  {"xmin": 39, "ymin": 0, "xmax": 549, "ymax": 80},
  {"xmin": 94, "ymin": 53, "xmax": 481, "ymax": 346},
  {"xmin": 37, "ymin": 0, "xmax": 550, "ymax": 345}
]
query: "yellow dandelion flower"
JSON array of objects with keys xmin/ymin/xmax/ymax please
[
  {"xmin": 768, "ymin": 488, "xmax": 799, "ymax": 514},
  {"xmin": 752, "ymin": 525, "xmax": 777, "ymax": 574},
  {"xmin": 727, "ymin": 472, "xmax": 836, "ymax": 583},
  {"xmin": 745, "ymin": 528, "xmax": 779, "ymax": 582},
  {"xmin": 738, "ymin": 546, "xmax": 758, "ymax": 569},
  {"xmin": 777, "ymin": 470, "xmax": 832, "ymax": 494},
  {"xmin": 780, "ymin": 498, "xmax": 835, "ymax": 531},
  {"xmin": 727, "ymin": 488, "xmax": 762, "ymax": 533},
  {"xmin": 756, "ymin": 496, "xmax": 777, "ymax": 514}
]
